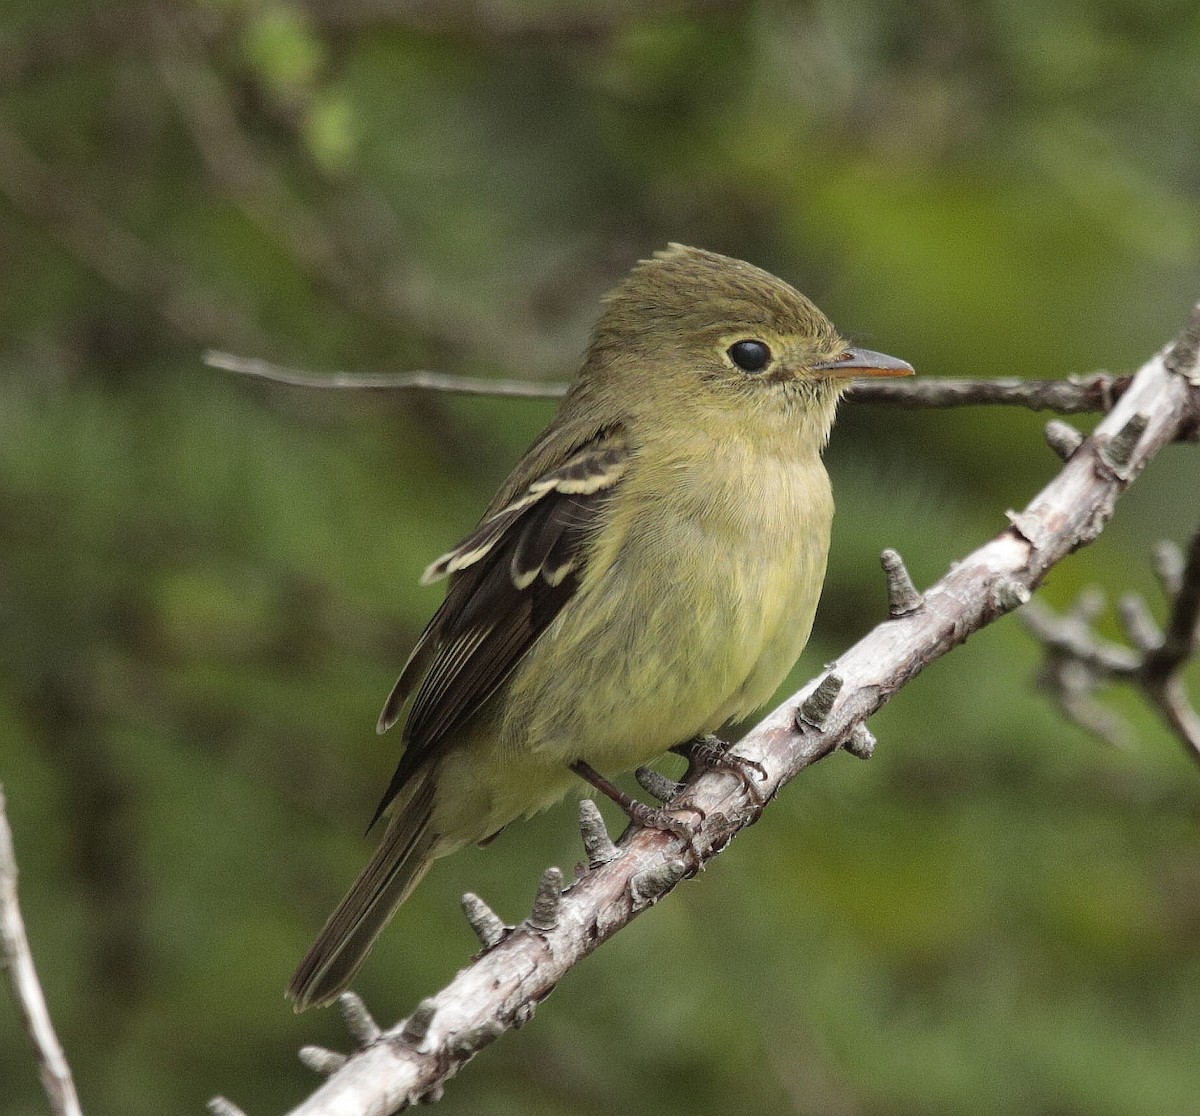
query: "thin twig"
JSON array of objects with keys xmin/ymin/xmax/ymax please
[
  {"xmin": 1143, "ymin": 530, "xmax": 1200, "ymax": 755},
  {"xmin": 1144, "ymin": 530, "xmax": 1200, "ymax": 681},
  {"xmin": 844, "ymin": 372, "xmax": 1132, "ymax": 412},
  {"xmin": 276, "ymin": 304, "xmax": 1200, "ymax": 1114},
  {"xmin": 204, "ymin": 351, "xmax": 567, "ymax": 399},
  {"xmin": 0, "ymin": 785, "xmax": 85, "ymax": 1116},
  {"xmin": 1022, "ymin": 525, "xmax": 1200, "ymax": 764},
  {"xmin": 204, "ymin": 349, "xmax": 1140, "ymax": 413}
]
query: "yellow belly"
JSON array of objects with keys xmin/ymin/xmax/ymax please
[
  {"xmin": 430, "ymin": 443, "xmax": 834, "ymax": 847},
  {"xmin": 505, "ymin": 449, "xmax": 832, "ymax": 769}
]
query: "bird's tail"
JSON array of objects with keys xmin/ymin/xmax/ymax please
[{"xmin": 287, "ymin": 767, "xmax": 440, "ymax": 1011}]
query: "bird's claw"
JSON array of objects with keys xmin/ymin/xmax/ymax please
[{"xmin": 674, "ymin": 734, "xmax": 767, "ymax": 806}]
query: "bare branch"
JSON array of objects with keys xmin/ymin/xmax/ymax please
[
  {"xmin": 1139, "ymin": 529, "xmax": 1200, "ymax": 759},
  {"xmin": 845, "ymin": 371, "xmax": 1134, "ymax": 412},
  {"xmin": 1022, "ymin": 525, "xmax": 1200, "ymax": 764},
  {"xmin": 205, "ymin": 348, "xmax": 1146, "ymax": 414},
  {"xmin": 1145, "ymin": 531, "xmax": 1200, "ymax": 681},
  {"xmin": 204, "ymin": 351, "xmax": 566, "ymax": 399},
  {"xmin": 0, "ymin": 785, "xmax": 85, "ymax": 1116},
  {"xmin": 1152, "ymin": 677, "xmax": 1200, "ymax": 758},
  {"xmin": 274, "ymin": 306, "xmax": 1200, "ymax": 1114},
  {"xmin": 1023, "ymin": 607, "xmax": 1138, "ymax": 749}
]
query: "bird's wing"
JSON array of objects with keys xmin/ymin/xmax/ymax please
[{"xmin": 371, "ymin": 429, "xmax": 628, "ymax": 822}]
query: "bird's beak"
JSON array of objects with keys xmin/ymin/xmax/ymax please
[{"xmin": 812, "ymin": 347, "xmax": 914, "ymax": 380}]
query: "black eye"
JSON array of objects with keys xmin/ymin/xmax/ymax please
[{"xmin": 727, "ymin": 339, "xmax": 772, "ymax": 373}]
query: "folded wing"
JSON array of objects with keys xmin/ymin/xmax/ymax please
[{"xmin": 371, "ymin": 430, "xmax": 628, "ymax": 823}]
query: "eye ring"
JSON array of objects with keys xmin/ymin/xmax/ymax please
[{"xmin": 727, "ymin": 339, "xmax": 772, "ymax": 373}]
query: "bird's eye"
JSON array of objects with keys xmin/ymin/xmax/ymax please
[{"xmin": 727, "ymin": 339, "xmax": 772, "ymax": 373}]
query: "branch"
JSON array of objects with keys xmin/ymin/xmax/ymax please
[
  {"xmin": 1018, "ymin": 310, "xmax": 1200, "ymax": 760},
  {"xmin": 0, "ymin": 785, "xmax": 85, "ymax": 1116},
  {"xmin": 1021, "ymin": 527, "xmax": 1200, "ymax": 763},
  {"xmin": 843, "ymin": 371, "xmax": 1132, "ymax": 411},
  {"xmin": 1145, "ymin": 531, "xmax": 1200, "ymax": 682},
  {"xmin": 203, "ymin": 351, "xmax": 566, "ymax": 399},
  {"xmin": 225, "ymin": 309, "xmax": 1200, "ymax": 1115},
  {"xmin": 204, "ymin": 349, "xmax": 1146, "ymax": 414}
]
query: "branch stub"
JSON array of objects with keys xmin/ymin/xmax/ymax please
[
  {"xmin": 797, "ymin": 673, "xmax": 844, "ymax": 730},
  {"xmin": 528, "ymin": 867, "xmax": 564, "ymax": 932},
  {"xmin": 880, "ymin": 549, "xmax": 924, "ymax": 617},
  {"xmin": 461, "ymin": 892, "xmax": 508, "ymax": 949}
]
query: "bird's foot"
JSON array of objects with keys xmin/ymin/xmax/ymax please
[
  {"xmin": 570, "ymin": 760, "xmax": 703, "ymax": 843},
  {"xmin": 672, "ymin": 734, "xmax": 767, "ymax": 806},
  {"xmin": 622, "ymin": 798, "xmax": 703, "ymax": 842}
]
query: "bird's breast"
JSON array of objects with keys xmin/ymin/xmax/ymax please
[
  {"xmin": 665, "ymin": 442, "xmax": 835, "ymax": 723},
  {"xmin": 502, "ymin": 436, "xmax": 834, "ymax": 769}
]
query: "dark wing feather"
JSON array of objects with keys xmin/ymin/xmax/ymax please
[{"xmin": 370, "ymin": 430, "xmax": 628, "ymax": 823}]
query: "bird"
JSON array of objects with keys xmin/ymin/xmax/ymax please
[{"xmin": 287, "ymin": 243, "xmax": 913, "ymax": 1009}]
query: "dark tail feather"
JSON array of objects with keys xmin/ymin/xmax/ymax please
[{"xmin": 287, "ymin": 770, "xmax": 439, "ymax": 1011}]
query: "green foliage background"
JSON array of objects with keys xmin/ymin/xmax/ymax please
[{"xmin": 1, "ymin": 2, "xmax": 1198, "ymax": 1113}]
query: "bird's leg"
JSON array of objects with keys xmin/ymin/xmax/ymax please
[
  {"xmin": 569, "ymin": 760, "xmax": 703, "ymax": 840},
  {"xmin": 672, "ymin": 733, "xmax": 767, "ymax": 806}
]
